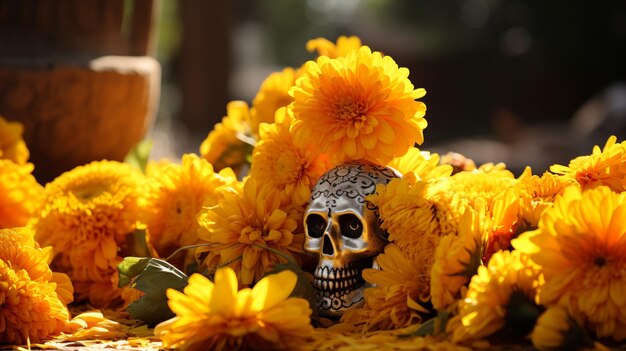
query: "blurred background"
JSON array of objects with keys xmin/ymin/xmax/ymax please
[
  {"xmin": 2, "ymin": 0, "xmax": 626, "ymax": 179},
  {"xmin": 154, "ymin": 0, "xmax": 626, "ymax": 175}
]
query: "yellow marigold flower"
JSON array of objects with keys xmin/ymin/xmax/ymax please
[
  {"xmin": 513, "ymin": 185, "xmax": 626, "ymax": 341},
  {"xmin": 142, "ymin": 154, "xmax": 238, "ymax": 264},
  {"xmin": 250, "ymin": 67, "xmax": 298, "ymax": 136},
  {"xmin": 290, "ymin": 46, "xmax": 427, "ymax": 165},
  {"xmin": 200, "ymin": 101, "xmax": 254, "ymax": 175},
  {"xmin": 450, "ymin": 250, "xmax": 543, "ymax": 343},
  {"xmin": 531, "ymin": 306, "xmax": 607, "ymax": 351},
  {"xmin": 198, "ymin": 177, "xmax": 305, "ymax": 285},
  {"xmin": 341, "ymin": 244, "xmax": 431, "ymax": 331},
  {"xmin": 430, "ymin": 208, "xmax": 486, "ymax": 312},
  {"xmin": 0, "ymin": 228, "xmax": 72, "ymax": 344},
  {"xmin": 420, "ymin": 164, "xmax": 518, "ymax": 249},
  {"xmin": 33, "ymin": 160, "xmax": 144, "ymax": 307},
  {"xmin": 0, "ymin": 116, "xmax": 29, "ymax": 164},
  {"xmin": 551, "ymin": 135, "xmax": 626, "ymax": 192},
  {"xmin": 306, "ymin": 35, "xmax": 362, "ymax": 58},
  {"xmin": 250, "ymin": 107, "xmax": 330, "ymax": 207},
  {"xmin": 387, "ymin": 147, "xmax": 453, "ymax": 181},
  {"xmin": 0, "ymin": 160, "xmax": 43, "ymax": 229},
  {"xmin": 484, "ymin": 169, "xmax": 575, "ymax": 264},
  {"xmin": 368, "ymin": 173, "xmax": 451, "ymax": 258},
  {"xmin": 515, "ymin": 167, "xmax": 575, "ymax": 228},
  {"xmin": 476, "ymin": 162, "xmax": 510, "ymax": 174},
  {"xmin": 430, "ymin": 166, "xmax": 518, "ymax": 214},
  {"xmin": 155, "ymin": 267, "xmax": 313, "ymax": 351},
  {"xmin": 0, "ymin": 228, "xmax": 73, "ymax": 304}
]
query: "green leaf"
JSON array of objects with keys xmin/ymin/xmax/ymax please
[
  {"xmin": 435, "ymin": 310, "xmax": 451, "ymax": 334},
  {"xmin": 124, "ymin": 139, "xmax": 153, "ymax": 173},
  {"xmin": 117, "ymin": 256, "xmax": 151, "ymax": 288},
  {"xmin": 124, "ymin": 258, "xmax": 189, "ymax": 326},
  {"xmin": 412, "ymin": 317, "xmax": 436, "ymax": 337},
  {"xmin": 264, "ymin": 260, "xmax": 320, "ymax": 326},
  {"xmin": 400, "ymin": 310, "xmax": 451, "ymax": 338}
]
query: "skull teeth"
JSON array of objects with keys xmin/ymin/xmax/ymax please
[
  {"xmin": 313, "ymin": 266, "xmax": 365, "ymax": 293},
  {"xmin": 314, "ymin": 266, "xmax": 360, "ymax": 281},
  {"xmin": 314, "ymin": 277, "xmax": 365, "ymax": 293}
]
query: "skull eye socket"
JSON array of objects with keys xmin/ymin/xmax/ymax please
[
  {"xmin": 306, "ymin": 214, "xmax": 326, "ymax": 238},
  {"xmin": 340, "ymin": 214, "xmax": 363, "ymax": 239}
]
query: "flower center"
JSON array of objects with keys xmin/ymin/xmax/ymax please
[
  {"xmin": 72, "ymin": 184, "xmax": 107, "ymax": 201},
  {"xmin": 594, "ymin": 256, "xmax": 607, "ymax": 267},
  {"xmin": 583, "ymin": 254, "xmax": 618, "ymax": 286},
  {"xmin": 333, "ymin": 99, "xmax": 367, "ymax": 126},
  {"xmin": 576, "ymin": 170, "xmax": 599, "ymax": 186},
  {"xmin": 272, "ymin": 151, "xmax": 304, "ymax": 185}
]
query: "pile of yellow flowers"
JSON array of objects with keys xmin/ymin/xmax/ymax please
[{"xmin": 1, "ymin": 36, "xmax": 626, "ymax": 351}]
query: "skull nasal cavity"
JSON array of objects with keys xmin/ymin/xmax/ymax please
[{"xmin": 323, "ymin": 235, "xmax": 334, "ymax": 255}]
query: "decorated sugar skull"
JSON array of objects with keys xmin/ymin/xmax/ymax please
[{"xmin": 304, "ymin": 161, "xmax": 399, "ymax": 317}]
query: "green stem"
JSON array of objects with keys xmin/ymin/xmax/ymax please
[
  {"xmin": 165, "ymin": 243, "xmax": 218, "ymax": 262},
  {"xmin": 251, "ymin": 243, "xmax": 297, "ymax": 266},
  {"xmin": 201, "ymin": 256, "xmax": 243, "ymax": 276}
]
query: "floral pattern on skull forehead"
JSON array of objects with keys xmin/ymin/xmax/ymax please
[{"xmin": 310, "ymin": 161, "xmax": 399, "ymax": 211}]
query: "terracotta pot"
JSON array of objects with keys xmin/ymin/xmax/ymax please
[{"xmin": 0, "ymin": 56, "xmax": 160, "ymax": 182}]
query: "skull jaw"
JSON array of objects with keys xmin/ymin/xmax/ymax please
[
  {"xmin": 313, "ymin": 257, "xmax": 373, "ymax": 317},
  {"xmin": 316, "ymin": 283, "xmax": 369, "ymax": 317}
]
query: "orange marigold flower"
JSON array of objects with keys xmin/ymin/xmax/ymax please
[
  {"xmin": 482, "ymin": 187, "xmax": 527, "ymax": 263},
  {"xmin": 250, "ymin": 67, "xmax": 298, "ymax": 136},
  {"xmin": 0, "ymin": 228, "xmax": 72, "ymax": 344},
  {"xmin": 32, "ymin": 160, "xmax": 144, "ymax": 308},
  {"xmin": 200, "ymin": 101, "xmax": 254, "ymax": 175},
  {"xmin": 368, "ymin": 173, "xmax": 453, "ymax": 258},
  {"xmin": 198, "ymin": 178, "xmax": 305, "ymax": 285},
  {"xmin": 142, "ymin": 154, "xmax": 238, "ymax": 266},
  {"xmin": 290, "ymin": 46, "xmax": 427, "ymax": 165},
  {"xmin": 155, "ymin": 267, "xmax": 313, "ymax": 350},
  {"xmin": 341, "ymin": 244, "xmax": 431, "ymax": 331},
  {"xmin": 483, "ymin": 168, "xmax": 575, "ymax": 264},
  {"xmin": 0, "ymin": 160, "xmax": 43, "ymax": 229},
  {"xmin": 306, "ymin": 35, "xmax": 363, "ymax": 58},
  {"xmin": 250, "ymin": 107, "xmax": 331, "ymax": 207},
  {"xmin": 0, "ymin": 116, "xmax": 29, "ymax": 165},
  {"xmin": 550, "ymin": 135, "xmax": 626, "ymax": 192},
  {"xmin": 513, "ymin": 185, "xmax": 626, "ymax": 341}
]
